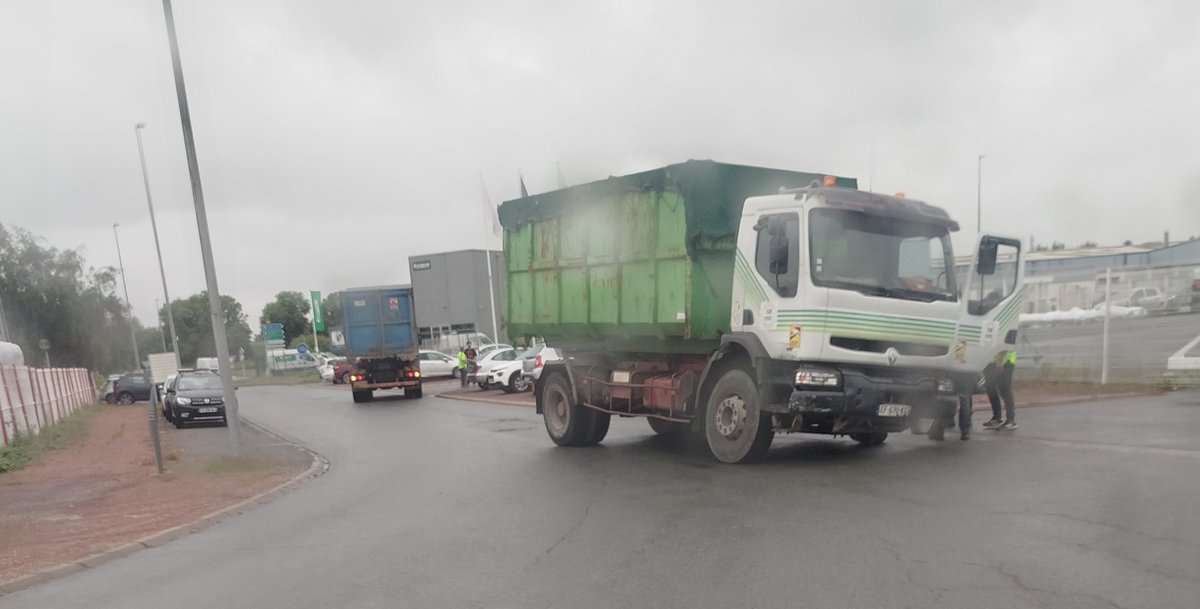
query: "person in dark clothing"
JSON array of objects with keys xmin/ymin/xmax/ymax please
[
  {"xmin": 983, "ymin": 350, "xmax": 1017, "ymax": 430},
  {"xmin": 928, "ymin": 380, "xmax": 975, "ymax": 441}
]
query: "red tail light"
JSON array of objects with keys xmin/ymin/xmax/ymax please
[{"xmin": 535, "ymin": 355, "xmax": 543, "ymax": 368}]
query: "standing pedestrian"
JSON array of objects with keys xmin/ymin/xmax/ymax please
[
  {"xmin": 982, "ymin": 350, "xmax": 1018, "ymax": 430},
  {"xmin": 457, "ymin": 346, "xmax": 469, "ymax": 387},
  {"xmin": 927, "ymin": 378, "xmax": 975, "ymax": 441}
]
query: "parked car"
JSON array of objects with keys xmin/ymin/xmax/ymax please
[
  {"xmin": 418, "ymin": 350, "xmax": 458, "ymax": 378},
  {"xmin": 100, "ymin": 374, "xmax": 122, "ymax": 404},
  {"xmin": 477, "ymin": 343, "xmax": 513, "ymax": 358},
  {"xmin": 160, "ymin": 374, "xmax": 178, "ymax": 420},
  {"xmin": 111, "ymin": 372, "xmax": 153, "ymax": 404},
  {"xmin": 521, "ymin": 345, "xmax": 564, "ymax": 384},
  {"xmin": 333, "ymin": 359, "xmax": 356, "ymax": 384},
  {"xmin": 485, "ymin": 359, "xmax": 530, "ymax": 393},
  {"xmin": 471, "ymin": 348, "xmax": 518, "ymax": 388},
  {"xmin": 164, "ymin": 369, "xmax": 227, "ymax": 428}
]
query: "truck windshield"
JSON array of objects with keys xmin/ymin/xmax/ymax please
[{"xmin": 809, "ymin": 208, "xmax": 957, "ymax": 302}]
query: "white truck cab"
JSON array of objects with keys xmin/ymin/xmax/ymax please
[{"xmin": 725, "ymin": 185, "xmax": 1023, "ymax": 439}]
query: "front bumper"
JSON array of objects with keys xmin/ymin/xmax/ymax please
[
  {"xmin": 775, "ymin": 369, "xmax": 957, "ymax": 434},
  {"xmin": 175, "ymin": 403, "xmax": 226, "ymax": 423}
]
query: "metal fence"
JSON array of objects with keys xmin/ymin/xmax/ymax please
[
  {"xmin": 1015, "ymin": 311, "xmax": 1200, "ymax": 385},
  {"xmin": 0, "ymin": 366, "xmax": 94, "ymax": 448}
]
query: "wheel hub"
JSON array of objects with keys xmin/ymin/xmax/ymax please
[{"xmin": 713, "ymin": 395, "xmax": 746, "ymax": 438}]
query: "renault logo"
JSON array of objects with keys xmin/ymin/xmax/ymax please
[{"xmin": 885, "ymin": 348, "xmax": 899, "ymax": 366}]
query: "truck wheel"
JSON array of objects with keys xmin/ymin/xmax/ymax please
[
  {"xmin": 584, "ymin": 412, "xmax": 611, "ymax": 445},
  {"xmin": 542, "ymin": 372, "xmax": 597, "ymax": 446},
  {"xmin": 648, "ymin": 418, "xmax": 687, "ymax": 437},
  {"xmin": 352, "ymin": 390, "xmax": 373, "ymax": 403},
  {"xmin": 407, "ymin": 386, "xmax": 423, "ymax": 399},
  {"xmin": 850, "ymin": 432, "xmax": 887, "ymax": 446},
  {"xmin": 703, "ymin": 369, "xmax": 773, "ymax": 464}
]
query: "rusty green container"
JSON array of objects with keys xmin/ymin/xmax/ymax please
[{"xmin": 499, "ymin": 160, "xmax": 856, "ymax": 353}]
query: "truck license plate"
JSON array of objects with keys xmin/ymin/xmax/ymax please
[
  {"xmin": 877, "ymin": 403, "xmax": 910, "ymax": 417},
  {"xmin": 199, "ymin": 407, "xmax": 218, "ymax": 414}
]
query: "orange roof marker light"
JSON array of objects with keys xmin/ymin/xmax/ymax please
[
  {"xmin": 822, "ymin": 175, "xmax": 837, "ymax": 187},
  {"xmin": 894, "ymin": 192, "xmax": 906, "ymax": 198}
]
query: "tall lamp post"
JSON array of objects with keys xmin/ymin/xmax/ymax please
[
  {"xmin": 113, "ymin": 224, "xmax": 141, "ymax": 369},
  {"xmin": 135, "ymin": 122, "xmax": 182, "ymax": 369},
  {"xmin": 976, "ymin": 154, "xmax": 985, "ymax": 232}
]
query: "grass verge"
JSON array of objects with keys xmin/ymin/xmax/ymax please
[
  {"xmin": 0, "ymin": 405, "xmax": 101, "ymax": 474},
  {"xmin": 237, "ymin": 369, "xmax": 321, "ymax": 387}
]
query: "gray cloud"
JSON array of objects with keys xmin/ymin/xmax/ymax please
[{"xmin": 3, "ymin": 0, "xmax": 1198, "ymax": 326}]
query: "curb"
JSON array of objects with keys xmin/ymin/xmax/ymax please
[
  {"xmin": 0, "ymin": 417, "xmax": 329, "ymax": 597},
  {"xmin": 435, "ymin": 391, "xmax": 535, "ymax": 408},
  {"xmin": 970, "ymin": 391, "xmax": 1156, "ymax": 413}
]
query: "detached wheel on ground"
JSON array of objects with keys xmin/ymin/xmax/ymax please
[
  {"xmin": 850, "ymin": 432, "xmax": 887, "ymax": 446},
  {"xmin": 647, "ymin": 417, "xmax": 688, "ymax": 437},
  {"xmin": 542, "ymin": 371, "xmax": 608, "ymax": 446},
  {"xmin": 702, "ymin": 368, "xmax": 773, "ymax": 464},
  {"xmin": 352, "ymin": 389, "xmax": 373, "ymax": 403}
]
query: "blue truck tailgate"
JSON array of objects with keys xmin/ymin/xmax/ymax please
[{"xmin": 341, "ymin": 286, "xmax": 418, "ymax": 358}]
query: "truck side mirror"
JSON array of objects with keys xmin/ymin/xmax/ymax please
[{"xmin": 977, "ymin": 239, "xmax": 998, "ymax": 276}]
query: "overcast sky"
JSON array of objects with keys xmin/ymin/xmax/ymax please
[{"xmin": 3, "ymin": 0, "xmax": 1198, "ymax": 327}]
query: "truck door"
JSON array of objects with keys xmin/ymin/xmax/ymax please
[
  {"xmin": 954, "ymin": 235, "xmax": 1025, "ymax": 372},
  {"xmin": 732, "ymin": 207, "xmax": 802, "ymax": 355}
]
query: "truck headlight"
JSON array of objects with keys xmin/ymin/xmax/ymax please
[
  {"xmin": 177, "ymin": 397, "xmax": 192, "ymax": 405},
  {"xmin": 794, "ymin": 368, "xmax": 841, "ymax": 389},
  {"xmin": 936, "ymin": 378, "xmax": 956, "ymax": 394}
]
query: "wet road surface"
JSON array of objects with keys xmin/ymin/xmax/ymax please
[{"xmin": 4, "ymin": 383, "xmax": 1198, "ymax": 608}]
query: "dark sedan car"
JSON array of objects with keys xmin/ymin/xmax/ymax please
[
  {"xmin": 111, "ymin": 372, "xmax": 153, "ymax": 404},
  {"xmin": 164, "ymin": 370, "xmax": 227, "ymax": 428}
]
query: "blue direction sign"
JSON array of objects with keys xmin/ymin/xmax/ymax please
[{"xmin": 296, "ymin": 343, "xmax": 308, "ymax": 355}]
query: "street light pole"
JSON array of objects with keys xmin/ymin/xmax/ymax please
[
  {"xmin": 113, "ymin": 224, "xmax": 141, "ymax": 369},
  {"xmin": 135, "ymin": 122, "xmax": 181, "ymax": 370},
  {"xmin": 976, "ymin": 154, "xmax": 985, "ymax": 233},
  {"xmin": 155, "ymin": 298, "xmax": 167, "ymax": 351},
  {"xmin": 159, "ymin": 0, "xmax": 241, "ymax": 450}
]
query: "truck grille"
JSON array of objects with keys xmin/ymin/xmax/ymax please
[{"xmin": 830, "ymin": 337, "xmax": 948, "ymax": 357}]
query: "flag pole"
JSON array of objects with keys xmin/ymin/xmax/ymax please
[{"xmin": 480, "ymin": 174, "xmax": 500, "ymax": 344}]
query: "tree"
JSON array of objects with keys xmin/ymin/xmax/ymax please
[
  {"xmin": 1079, "ymin": 241, "xmax": 1098, "ymax": 249},
  {"xmin": 162, "ymin": 293, "xmax": 253, "ymax": 366},
  {"xmin": 0, "ymin": 223, "xmax": 139, "ymax": 372},
  {"xmin": 321, "ymin": 291, "xmax": 343, "ymax": 330},
  {"xmin": 260, "ymin": 291, "xmax": 310, "ymax": 347}
]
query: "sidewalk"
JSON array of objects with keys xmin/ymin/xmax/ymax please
[{"xmin": 0, "ymin": 405, "xmax": 312, "ymax": 587}]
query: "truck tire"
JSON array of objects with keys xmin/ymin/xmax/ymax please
[
  {"xmin": 648, "ymin": 418, "xmax": 687, "ymax": 437},
  {"xmin": 352, "ymin": 389, "xmax": 373, "ymax": 403},
  {"xmin": 542, "ymin": 371, "xmax": 600, "ymax": 446},
  {"xmin": 584, "ymin": 412, "xmax": 611, "ymax": 446},
  {"xmin": 702, "ymin": 368, "xmax": 773, "ymax": 464},
  {"xmin": 850, "ymin": 432, "xmax": 887, "ymax": 446},
  {"xmin": 407, "ymin": 386, "xmax": 423, "ymax": 399}
]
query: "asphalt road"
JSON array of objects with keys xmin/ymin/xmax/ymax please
[
  {"xmin": 4, "ymin": 383, "xmax": 1199, "ymax": 609},
  {"xmin": 1020, "ymin": 313, "xmax": 1200, "ymax": 382}
]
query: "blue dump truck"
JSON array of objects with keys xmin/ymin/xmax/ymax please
[{"xmin": 340, "ymin": 286, "xmax": 422, "ymax": 403}]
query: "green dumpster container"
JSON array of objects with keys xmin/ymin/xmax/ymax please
[{"xmin": 499, "ymin": 160, "xmax": 856, "ymax": 354}]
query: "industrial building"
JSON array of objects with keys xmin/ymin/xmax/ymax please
[{"xmin": 407, "ymin": 249, "xmax": 506, "ymax": 350}]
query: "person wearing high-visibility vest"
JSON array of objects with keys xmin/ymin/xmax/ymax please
[
  {"xmin": 456, "ymin": 347, "xmax": 469, "ymax": 387},
  {"xmin": 983, "ymin": 349, "xmax": 1018, "ymax": 430}
]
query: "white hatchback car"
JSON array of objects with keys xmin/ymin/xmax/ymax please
[{"xmin": 418, "ymin": 350, "xmax": 458, "ymax": 378}]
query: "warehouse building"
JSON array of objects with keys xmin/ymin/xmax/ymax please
[{"xmin": 407, "ymin": 249, "xmax": 506, "ymax": 350}]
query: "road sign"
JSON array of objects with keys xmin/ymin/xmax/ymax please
[
  {"xmin": 148, "ymin": 352, "xmax": 179, "ymax": 384},
  {"xmin": 297, "ymin": 343, "xmax": 308, "ymax": 355},
  {"xmin": 262, "ymin": 323, "xmax": 284, "ymax": 341},
  {"xmin": 311, "ymin": 291, "xmax": 325, "ymax": 332},
  {"xmin": 38, "ymin": 338, "xmax": 50, "ymax": 351}
]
